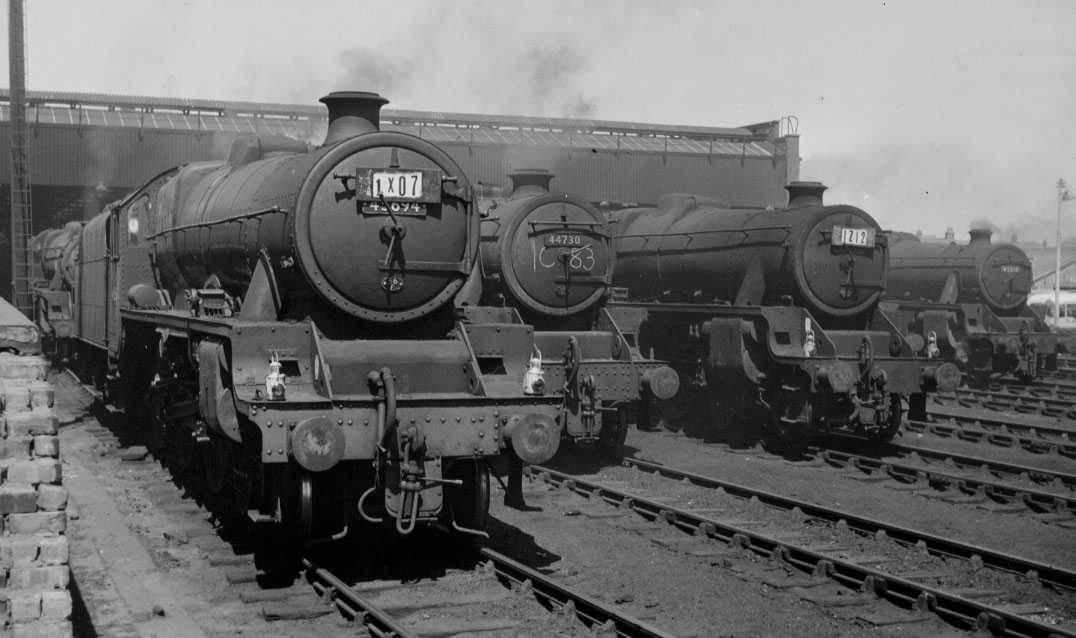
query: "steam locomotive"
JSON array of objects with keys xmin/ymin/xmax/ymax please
[
  {"xmin": 608, "ymin": 182, "xmax": 959, "ymax": 443},
  {"xmin": 880, "ymin": 229, "xmax": 1057, "ymax": 384},
  {"xmin": 29, "ymin": 221, "xmax": 82, "ymax": 342},
  {"xmin": 477, "ymin": 169, "xmax": 679, "ymax": 455},
  {"xmin": 30, "ymin": 91, "xmax": 568, "ymax": 540}
]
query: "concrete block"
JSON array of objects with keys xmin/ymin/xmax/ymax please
[
  {"xmin": 6, "ymin": 414, "xmax": 59, "ymax": 437},
  {"xmin": 39, "ymin": 591, "xmax": 71, "ymax": 621},
  {"xmin": 6, "ymin": 565, "xmax": 69, "ymax": 590},
  {"xmin": 27, "ymin": 382, "xmax": 53, "ymax": 409},
  {"xmin": 0, "ymin": 436, "xmax": 32, "ymax": 460},
  {"xmin": 3, "ymin": 383, "xmax": 31, "ymax": 412},
  {"xmin": 36, "ymin": 537, "xmax": 67, "ymax": 566},
  {"xmin": 0, "ymin": 484, "xmax": 37, "ymax": 514},
  {"xmin": 5, "ymin": 460, "xmax": 39, "ymax": 485},
  {"xmin": 8, "ymin": 591, "xmax": 41, "ymax": 623},
  {"xmin": 2, "ymin": 537, "xmax": 40, "ymax": 566},
  {"xmin": 6, "ymin": 512, "xmax": 66, "ymax": 535},
  {"xmin": 35, "ymin": 485, "xmax": 67, "ymax": 512},
  {"xmin": 33, "ymin": 459, "xmax": 61, "ymax": 485},
  {"xmin": 0, "ymin": 353, "xmax": 48, "ymax": 380},
  {"xmin": 31, "ymin": 437, "xmax": 58, "ymax": 459}
]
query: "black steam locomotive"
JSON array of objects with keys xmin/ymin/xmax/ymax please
[
  {"xmin": 31, "ymin": 92, "xmax": 568, "ymax": 540},
  {"xmin": 608, "ymin": 182, "xmax": 959, "ymax": 443},
  {"xmin": 880, "ymin": 229, "xmax": 1057, "ymax": 384},
  {"xmin": 477, "ymin": 169, "xmax": 679, "ymax": 455}
]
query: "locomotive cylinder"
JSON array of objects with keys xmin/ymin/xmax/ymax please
[
  {"xmin": 886, "ymin": 228, "xmax": 1033, "ymax": 316},
  {"xmin": 613, "ymin": 182, "xmax": 888, "ymax": 324}
]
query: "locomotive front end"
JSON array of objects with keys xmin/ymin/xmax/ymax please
[
  {"xmin": 113, "ymin": 92, "xmax": 564, "ymax": 543},
  {"xmin": 293, "ymin": 92, "xmax": 476, "ymax": 324},
  {"xmin": 480, "ymin": 169, "xmax": 612, "ymax": 321},
  {"xmin": 882, "ymin": 227, "xmax": 1056, "ymax": 383},
  {"xmin": 477, "ymin": 170, "xmax": 678, "ymax": 452},
  {"xmin": 790, "ymin": 183, "xmax": 888, "ymax": 323},
  {"xmin": 971, "ymin": 230, "xmax": 1033, "ymax": 315}
]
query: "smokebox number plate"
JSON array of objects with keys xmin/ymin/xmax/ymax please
[
  {"xmin": 545, "ymin": 232, "xmax": 586, "ymax": 247},
  {"xmin": 372, "ymin": 171, "xmax": 423, "ymax": 200},
  {"xmin": 832, "ymin": 226, "xmax": 875, "ymax": 248},
  {"xmin": 354, "ymin": 168, "xmax": 442, "ymax": 216}
]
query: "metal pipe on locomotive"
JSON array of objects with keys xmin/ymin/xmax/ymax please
[
  {"xmin": 879, "ymin": 228, "xmax": 1057, "ymax": 384},
  {"xmin": 608, "ymin": 182, "xmax": 961, "ymax": 442},
  {"xmin": 33, "ymin": 91, "xmax": 565, "ymax": 539},
  {"xmin": 476, "ymin": 169, "xmax": 679, "ymax": 454}
]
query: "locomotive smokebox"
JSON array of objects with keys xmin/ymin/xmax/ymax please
[
  {"xmin": 968, "ymin": 227, "xmax": 993, "ymax": 244},
  {"xmin": 508, "ymin": 169, "xmax": 554, "ymax": 197},
  {"xmin": 785, "ymin": 181, "xmax": 828, "ymax": 208},
  {"xmin": 320, "ymin": 91, "xmax": 389, "ymax": 145}
]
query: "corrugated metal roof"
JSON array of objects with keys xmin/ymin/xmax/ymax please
[{"xmin": 0, "ymin": 89, "xmax": 779, "ymax": 158}]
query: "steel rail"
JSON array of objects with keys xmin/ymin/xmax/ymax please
[
  {"xmin": 529, "ymin": 464, "xmax": 1076, "ymax": 638},
  {"xmin": 942, "ymin": 387, "xmax": 1076, "ymax": 420},
  {"xmin": 993, "ymin": 380, "xmax": 1076, "ymax": 401},
  {"xmin": 812, "ymin": 439, "xmax": 1076, "ymax": 514},
  {"xmin": 478, "ymin": 547, "xmax": 680, "ymax": 638},
  {"xmin": 828, "ymin": 436, "xmax": 1076, "ymax": 491},
  {"xmin": 919, "ymin": 406, "xmax": 1076, "ymax": 457},
  {"xmin": 304, "ymin": 558, "xmax": 420, "ymax": 638},
  {"xmin": 305, "ymin": 550, "xmax": 678, "ymax": 638}
]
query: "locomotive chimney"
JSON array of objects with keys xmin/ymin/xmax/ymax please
[
  {"xmin": 785, "ymin": 181, "xmax": 828, "ymax": 208},
  {"xmin": 968, "ymin": 227, "xmax": 993, "ymax": 245},
  {"xmin": 319, "ymin": 91, "xmax": 389, "ymax": 145},
  {"xmin": 508, "ymin": 169, "xmax": 554, "ymax": 198}
]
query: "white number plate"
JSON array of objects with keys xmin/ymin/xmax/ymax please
[
  {"xmin": 545, "ymin": 232, "xmax": 585, "ymax": 247},
  {"xmin": 371, "ymin": 171, "xmax": 423, "ymax": 200},
  {"xmin": 833, "ymin": 226, "xmax": 875, "ymax": 248}
]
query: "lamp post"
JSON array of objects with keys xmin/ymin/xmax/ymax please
[{"xmin": 1056, "ymin": 179, "xmax": 1073, "ymax": 327}]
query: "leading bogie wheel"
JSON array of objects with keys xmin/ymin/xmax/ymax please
[
  {"xmin": 597, "ymin": 404, "xmax": 631, "ymax": 459},
  {"xmin": 446, "ymin": 459, "xmax": 490, "ymax": 534}
]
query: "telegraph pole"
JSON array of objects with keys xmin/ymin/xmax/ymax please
[
  {"xmin": 8, "ymin": 0, "xmax": 32, "ymax": 313},
  {"xmin": 1056, "ymin": 179, "xmax": 1073, "ymax": 327}
]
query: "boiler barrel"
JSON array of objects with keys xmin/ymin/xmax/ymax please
[
  {"xmin": 612, "ymin": 190, "xmax": 887, "ymax": 322},
  {"xmin": 886, "ymin": 230, "xmax": 1032, "ymax": 316}
]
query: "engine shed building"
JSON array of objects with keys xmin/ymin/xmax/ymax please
[{"xmin": 0, "ymin": 89, "xmax": 800, "ymax": 297}]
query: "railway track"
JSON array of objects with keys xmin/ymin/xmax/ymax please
[
  {"xmin": 939, "ymin": 387, "xmax": 1076, "ymax": 420},
  {"xmin": 812, "ymin": 436, "xmax": 1076, "ymax": 523},
  {"xmin": 304, "ymin": 547, "xmax": 680, "ymax": 638},
  {"xmin": 917, "ymin": 404, "xmax": 1076, "ymax": 457},
  {"xmin": 68, "ymin": 381, "xmax": 687, "ymax": 637},
  {"xmin": 527, "ymin": 463, "xmax": 1076, "ymax": 637},
  {"xmin": 995, "ymin": 378, "xmax": 1076, "ymax": 398}
]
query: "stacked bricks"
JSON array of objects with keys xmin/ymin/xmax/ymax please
[{"xmin": 0, "ymin": 352, "xmax": 71, "ymax": 638}]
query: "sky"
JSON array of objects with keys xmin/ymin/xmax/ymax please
[{"xmin": 5, "ymin": 0, "xmax": 1076, "ymax": 242}]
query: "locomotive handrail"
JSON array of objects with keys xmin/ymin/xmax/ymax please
[
  {"xmin": 617, "ymin": 224, "xmax": 793, "ymax": 241},
  {"xmin": 526, "ymin": 219, "xmax": 607, "ymax": 230},
  {"xmin": 375, "ymin": 258, "xmax": 471, "ymax": 274},
  {"xmin": 144, "ymin": 206, "xmax": 286, "ymax": 240}
]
